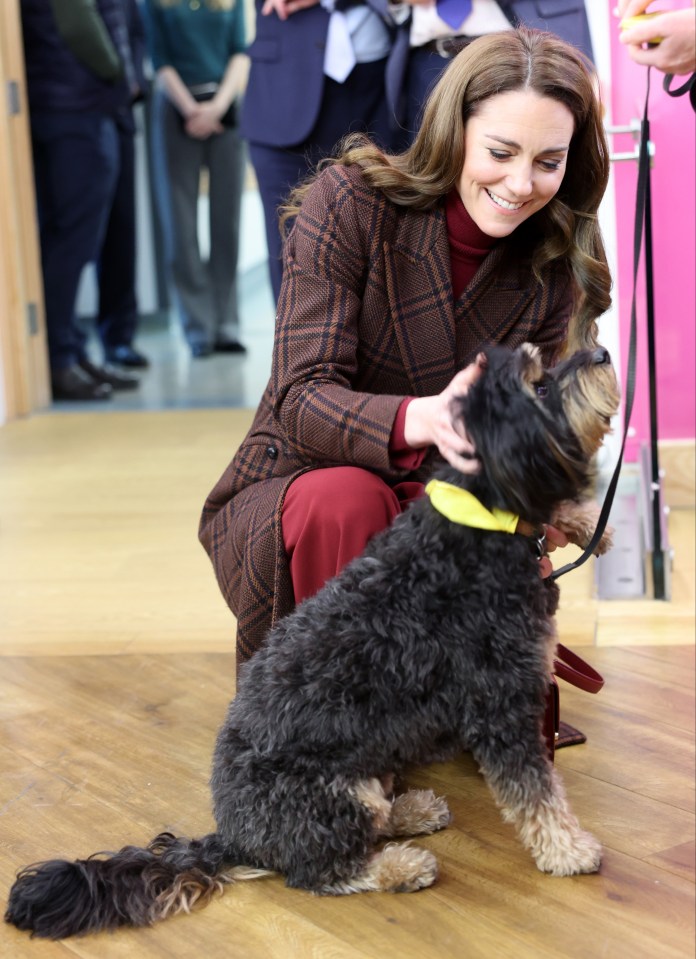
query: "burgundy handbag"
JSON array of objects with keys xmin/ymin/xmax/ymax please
[{"xmin": 543, "ymin": 644, "xmax": 604, "ymax": 762}]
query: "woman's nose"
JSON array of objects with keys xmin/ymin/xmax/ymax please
[{"xmin": 506, "ymin": 166, "xmax": 534, "ymax": 197}]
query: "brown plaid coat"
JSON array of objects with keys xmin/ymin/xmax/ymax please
[{"xmin": 199, "ymin": 163, "xmax": 574, "ymax": 668}]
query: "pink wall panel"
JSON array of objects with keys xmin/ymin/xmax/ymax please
[{"xmin": 608, "ymin": 2, "xmax": 695, "ymax": 454}]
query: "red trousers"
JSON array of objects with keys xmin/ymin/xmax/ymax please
[{"xmin": 281, "ymin": 467, "xmax": 424, "ymax": 604}]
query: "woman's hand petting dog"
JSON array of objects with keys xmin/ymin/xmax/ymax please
[{"xmin": 404, "ymin": 354, "xmax": 486, "ymax": 473}]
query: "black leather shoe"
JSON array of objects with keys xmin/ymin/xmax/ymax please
[
  {"xmin": 51, "ymin": 365, "xmax": 112, "ymax": 401},
  {"xmin": 79, "ymin": 358, "xmax": 140, "ymax": 390},
  {"xmin": 105, "ymin": 345, "xmax": 150, "ymax": 368},
  {"xmin": 214, "ymin": 339, "xmax": 247, "ymax": 354}
]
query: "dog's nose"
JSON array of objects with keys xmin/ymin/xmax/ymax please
[{"xmin": 592, "ymin": 347, "xmax": 611, "ymax": 365}]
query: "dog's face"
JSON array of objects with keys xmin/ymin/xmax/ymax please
[
  {"xmin": 452, "ymin": 344, "xmax": 619, "ymax": 525},
  {"xmin": 550, "ymin": 348, "xmax": 620, "ymax": 460}
]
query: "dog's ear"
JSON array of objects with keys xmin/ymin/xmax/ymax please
[{"xmin": 516, "ymin": 343, "xmax": 544, "ymax": 398}]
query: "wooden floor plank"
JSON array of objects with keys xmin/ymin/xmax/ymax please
[
  {"xmin": 433, "ymin": 841, "xmax": 695, "ymax": 959},
  {"xmin": 644, "ymin": 840, "xmax": 696, "ymax": 884},
  {"xmin": 581, "ymin": 644, "xmax": 696, "ymax": 689},
  {"xmin": 625, "ymin": 643, "xmax": 696, "ymax": 671}
]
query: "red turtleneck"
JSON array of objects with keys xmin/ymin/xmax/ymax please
[{"xmin": 445, "ymin": 188, "xmax": 497, "ymax": 300}]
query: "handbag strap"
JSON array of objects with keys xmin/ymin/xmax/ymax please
[
  {"xmin": 551, "ymin": 69, "xmax": 652, "ymax": 580},
  {"xmin": 553, "ymin": 643, "xmax": 604, "ymax": 694}
]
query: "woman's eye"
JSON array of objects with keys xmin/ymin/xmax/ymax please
[
  {"xmin": 540, "ymin": 160, "xmax": 562, "ymax": 172},
  {"xmin": 489, "ymin": 150, "xmax": 509, "ymax": 161},
  {"xmin": 535, "ymin": 383, "xmax": 549, "ymax": 398}
]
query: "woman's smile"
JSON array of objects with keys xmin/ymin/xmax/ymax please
[{"xmin": 484, "ymin": 189, "xmax": 527, "ymax": 212}]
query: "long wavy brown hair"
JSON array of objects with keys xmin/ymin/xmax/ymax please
[{"xmin": 281, "ymin": 28, "xmax": 612, "ymax": 353}]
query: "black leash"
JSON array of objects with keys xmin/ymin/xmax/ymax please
[
  {"xmin": 552, "ymin": 69, "xmax": 652, "ymax": 581},
  {"xmin": 663, "ymin": 70, "xmax": 696, "ymax": 105}
]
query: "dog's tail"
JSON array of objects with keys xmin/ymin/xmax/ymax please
[{"xmin": 5, "ymin": 831, "xmax": 270, "ymax": 940}]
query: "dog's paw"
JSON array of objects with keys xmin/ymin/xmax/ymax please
[
  {"xmin": 388, "ymin": 790, "xmax": 452, "ymax": 837},
  {"xmin": 553, "ymin": 501, "xmax": 613, "ymax": 554},
  {"xmin": 417, "ymin": 791, "xmax": 453, "ymax": 833},
  {"xmin": 593, "ymin": 525, "xmax": 614, "ymax": 555},
  {"xmin": 322, "ymin": 843, "xmax": 439, "ymax": 896},
  {"xmin": 381, "ymin": 843, "xmax": 439, "ymax": 893},
  {"xmin": 534, "ymin": 828, "xmax": 602, "ymax": 876}
]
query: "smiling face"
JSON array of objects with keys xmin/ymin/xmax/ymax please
[{"xmin": 458, "ymin": 90, "xmax": 575, "ymax": 238}]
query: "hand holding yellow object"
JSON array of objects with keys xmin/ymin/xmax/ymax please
[
  {"xmin": 619, "ymin": 12, "xmax": 664, "ymax": 44},
  {"xmin": 615, "ymin": 5, "xmax": 696, "ymax": 76}
]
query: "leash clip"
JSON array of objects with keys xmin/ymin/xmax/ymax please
[{"xmin": 533, "ymin": 527, "xmax": 547, "ymax": 561}]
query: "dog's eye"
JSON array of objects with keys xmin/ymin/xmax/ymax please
[{"xmin": 535, "ymin": 383, "xmax": 549, "ymax": 398}]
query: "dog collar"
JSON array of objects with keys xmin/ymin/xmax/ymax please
[
  {"xmin": 425, "ymin": 480, "xmax": 547, "ymax": 559},
  {"xmin": 425, "ymin": 480, "xmax": 518, "ymax": 533}
]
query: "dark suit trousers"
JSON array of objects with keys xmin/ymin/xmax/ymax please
[
  {"xmin": 400, "ymin": 45, "xmax": 453, "ymax": 146},
  {"xmin": 97, "ymin": 118, "xmax": 138, "ymax": 352},
  {"xmin": 249, "ymin": 57, "xmax": 396, "ymax": 302},
  {"xmin": 30, "ymin": 111, "xmax": 120, "ymax": 372}
]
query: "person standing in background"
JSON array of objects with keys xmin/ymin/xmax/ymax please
[
  {"xmin": 241, "ymin": 0, "xmax": 408, "ymax": 303},
  {"xmin": 143, "ymin": 0, "xmax": 249, "ymax": 358},
  {"xmin": 21, "ymin": 0, "xmax": 142, "ymax": 401},
  {"xmin": 99, "ymin": 0, "xmax": 151, "ymax": 370},
  {"xmin": 387, "ymin": 0, "xmax": 594, "ymax": 146}
]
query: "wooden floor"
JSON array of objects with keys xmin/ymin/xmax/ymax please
[{"xmin": 0, "ymin": 410, "xmax": 694, "ymax": 958}]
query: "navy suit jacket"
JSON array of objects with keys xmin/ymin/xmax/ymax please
[
  {"xmin": 240, "ymin": 0, "xmax": 405, "ymax": 148},
  {"xmin": 384, "ymin": 0, "xmax": 593, "ymax": 127},
  {"xmin": 498, "ymin": 1, "xmax": 593, "ymax": 60}
]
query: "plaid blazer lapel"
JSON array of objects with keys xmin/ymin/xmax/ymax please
[
  {"xmin": 384, "ymin": 206, "xmax": 459, "ymax": 397},
  {"xmin": 454, "ymin": 245, "xmax": 538, "ymax": 362},
  {"xmin": 384, "ymin": 206, "xmax": 535, "ymax": 392}
]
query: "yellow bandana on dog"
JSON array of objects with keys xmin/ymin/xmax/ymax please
[{"xmin": 425, "ymin": 480, "xmax": 519, "ymax": 534}]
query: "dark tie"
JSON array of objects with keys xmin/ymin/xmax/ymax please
[{"xmin": 436, "ymin": 0, "xmax": 472, "ymax": 31}]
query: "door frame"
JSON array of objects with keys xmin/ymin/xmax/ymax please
[{"xmin": 0, "ymin": 0, "xmax": 50, "ymax": 424}]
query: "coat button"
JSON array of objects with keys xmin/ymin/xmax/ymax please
[{"xmin": 266, "ymin": 445, "xmax": 279, "ymax": 460}]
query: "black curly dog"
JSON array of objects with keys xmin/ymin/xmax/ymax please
[{"xmin": 6, "ymin": 343, "xmax": 620, "ymax": 938}]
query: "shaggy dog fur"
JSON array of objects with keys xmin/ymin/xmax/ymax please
[{"xmin": 6, "ymin": 343, "xmax": 620, "ymax": 939}]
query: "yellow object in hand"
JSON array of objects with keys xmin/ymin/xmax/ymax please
[{"xmin": 619, "ymin": 12, "xmax": 664, "ymax": 44}]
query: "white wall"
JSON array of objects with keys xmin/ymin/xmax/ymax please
[{"xmin": 587, "ymin": 3, "xmax": 624, "ymax": 471}]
